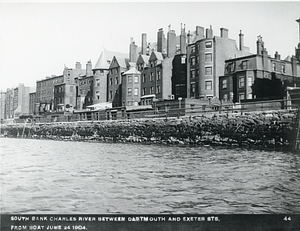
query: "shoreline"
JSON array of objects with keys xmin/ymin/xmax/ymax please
[{"xmin": 1, "ymin": 109, "xmax": 298, "ymax": 152}]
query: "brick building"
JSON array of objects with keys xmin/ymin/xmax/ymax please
[
  {"xmin": 186, "ymin": 26, "xmax": 251, "ymax": 100},
  {"xmin": 219, "ymin": 36, "xmax": 300, "ymax": 103}
]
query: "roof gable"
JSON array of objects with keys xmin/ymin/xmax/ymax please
[{"xmin": 94, "ymin": 50, "xmax": 128, "ymax": 70}]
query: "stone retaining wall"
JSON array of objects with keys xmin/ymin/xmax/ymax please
[{"xmin": 1, "ymin": 110, "xmax": 298, "ymax": 151}]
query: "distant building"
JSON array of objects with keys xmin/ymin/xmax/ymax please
[
  {"xmin": 0, "ymin": 91, "xmax": 6, "ymax": 121},
  {"xmin": 219, "ymin": 36, "xmax": 300, "ymax": 103},
  {"xmin": 186, "ymin": 26, "xmax": 251, "ymax": 100},
  {"xmin": 29, "ymin": 92, "xmax": 36, "ymax": 115}
]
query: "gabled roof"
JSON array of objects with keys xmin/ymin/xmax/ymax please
[
  {"xmin": 94, "ymin": 50, "xmax": 128, "ymax": 70},
  {"xmin": 137, "ymin": 54, "xmax": 150, "ymax": 66},
  {"xmin": 123, "ymin": 67, "xmax": 141, "ymax": 75},
  {"xmin": 110, "ymin": 56, "xmax": 129, "ymax": 69},
  {"xmin": 284, "ymin": 55, "xmax": 291, "ymax": 62}
]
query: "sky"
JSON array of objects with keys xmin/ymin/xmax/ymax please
[{"xmin": 0, "ymin": 1, "xmax": 299, "ymax": 92}]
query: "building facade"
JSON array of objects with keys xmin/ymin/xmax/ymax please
[
  {"xmin": 219, "ymin": 36, "xmax": 300, "ymax": 103},
  {"xmin": 186, "ymin": 26, "xmax": 251, "ymax": 100},
  {"xmin": 0, "ymin": 92, "xmax": 6, "ymax": 121},
  {"xmin": 93, "ymin": 50, "xmax": 128, "ymax": 105},
  {"xmin": 29, "ymin": 92, "xmax": 36, "ymax": 115},
  {"xmin": 107, "ymin": 56, "xmax": 131, "ymax": 107},
  {"xmin": 121, "ymin": 67, "xmax": 141, "ymax": 106}
]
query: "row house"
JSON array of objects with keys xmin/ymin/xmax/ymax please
[
  {"xmin": 107, "ymin": 56, "xmax": 132, "ymax": 107},
  {"xmin": 93, "ymin": 50, "xmax": 128, "ymax": 105},
  {"xmin": 186, "ymin": 26, "xmax": 251, "ymax": 101},
  {"xmin": 219, "ymin": 36, "xmax": 300, "ymax": 103},
  {"xmin": 36, "ymin": 61, "xmax": 85, "ymax": 113},
  {"xmin": 122, "ymin": 67, "xmax": 141, "ymax": 106}
]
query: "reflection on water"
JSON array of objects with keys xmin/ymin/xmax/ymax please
[{"xmin": 1, "ymin": 138, "xmax": 300, "ymax": 214}]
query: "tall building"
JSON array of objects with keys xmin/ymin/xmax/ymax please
[
  {"xmin": 4, "ymin": 88, "xmax": 14, "ymax": 119},
  {"xmin": 296, "ymin": 18, "xmax": 300, "ymax": 62},
  {"xmin": 29, "ymin": 92, "xmax": 36, "ymax": 115},
  {"xmin": 186, "ymin": 26, "xmax": 251, "ymax": 100},
  {"xmin": 219, "ymin": 36, "xmax": 300, "ymax": 103},
  {"xmin": 93, "ymin": 50, "xmax": 128, "ymax": 105},
  {"xmin": 0, "ymin": 92, "xmax": 6, "ymax": 121}
]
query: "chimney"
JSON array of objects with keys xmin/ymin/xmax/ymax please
[
  {"xmin": 292, "ymin": 55, "xmax": 298, "ymax": 76},
  {"xmin": 220, "ymin": 28, "xmax": 228, "ymax": 38},
  {"xmin": 296, "ymin": 18, "xmax": 300, "ymax": 62},
  {"xmin": 167, "ymin": 25, "xmax": 176, "ymax": 58},
  {"xmin": 180, "ymin": 23, "xmax": 187, "ymax": 54},
  {"xmin": 75, "ymin": 62, "xmax": 81, "ymax": 69},
  {"xmin": 256, "ymin": 35, "xmax": 264, "ymax": 55},
  {"xmin": 196, "ymin": 26, "xmax": 204, "ymax": 37},
  {"xmin": 129, "ymin": 37, "xmax": 138, "ymax": 63},
  {"xmin": 274, "ymin": 51, "xmax": 281, "ymax": 60},
  {"xmin": 157, "ymin": 28, "xmax": 165, "ymax": 53},
  {"xmin": 141, "ymin": 33, "xmax": 147, "ymax": 55},
  {"xmin": 86, "ymin": 60, "xmax": 93, "ymax": 76},
  {"xmin": 187, "ymin": 30, "xmax": 191, "ymax": 45},
  {"xmin": 206, "ymin": 25, "xmax": 213, "ymax": 38},
  {"xmin": 239, "ymin": 30, "xmax": 244, "ymax": 51}
]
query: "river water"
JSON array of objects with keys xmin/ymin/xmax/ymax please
[{"xmin": 1, "ymin": 138, "xmax": 299, "ymax": 214}]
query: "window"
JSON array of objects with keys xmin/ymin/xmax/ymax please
[
  {"xmin": 247, "ymin": 76, "xmax": 253, "ymax": 87},
  {"xmin": 241, "ymin": 61, "xmax": 248, "ymax": 69},
  {"xmin": 157, "ymin": 71, "xmax": 161, "ymax": 80},
  {"xmin": 222, "ymin": 79, "xmax": 227, "ymax": 89},
  {"xmin": 205, "ymin": 53, "xmax": 212, "ymax": 62},
  {"xmin": 150, "ymin": 73, "xmax": 154, "ymax": 81},
  {"xmin": 96, "ymin": 91, "xmax": 100, "ymax": 100},
  {"xmin": 100, "ymin": 70, "xmax": 104, "ymax": 76},
  {"xmin": 96, "ymin": 79, "xmax": 100, "ymax": 86},
  {"xmin": 191, "ymin": 57, "xmax": 195, "ymax": 66},
  {"xmin": 248, "ymin": 93, "xmax": 252, "ymax": 99},
  {"xmin": 282, "ymin": 65, "xmax": 285, "ymax": 73},
  {"xmin": 115, "ymin": 77, "xmax": 119, "ymax": 85},
  {"xmin": 230, "ymin": 92, "xmax": 234, "ymax": 100},
  {"xmin": 239, "ymin": 76, "xmax": 245, "ymax": 88},
  {"xmin": 239, "ymin": 93, "xmax": 245, "ymax": 100},
  {"xmin": 191, "ymin": 83, "xmax": 195, "ymax": 93},
  {"xmin": 128, "ymin": 75, "xmax": 132, "ymax": 83},
  {"xmin": 223, "ymin": 94, "xmax": 228, "ymax": 101},
  {"xmin": 128, "ymin": 88, "xmax": 132, "ymax": 96},
  {"xmin": 134, "ymin": 76, "xmax": 139, "ymax": 83},
  {"xmin": 157, "ymin": 86, "xmax": 161, "ymax": 94},
  {"xmin": 205, "ymin": 41, "xmax": 212, "ymax": 48},
  {"xmin": 109, "ymin": 78, "xmax": 112, "ymax": 86},
  {"xmin": 181, "ymin": 57, "xmax": 186, "ymax": 64},
  {"xmin": 205, "ymin": 67, "xmax": 212, "ymax": 75},
  {"xmin": 133, "ymin": 88, "xmax": 139, "ymax": 96},
  {"xmin": 143, "ymin": 74, "xmax": 146, "ymax": 82},
  {"xmin": 115, "ymin": 68, "xmax": 118, "ymax": 74},
  {"xmin": 142, "ymin": 88, "xmax": 146, "ymax": 95},
  {"xmin": 150, "ymin": 86, "xmax": 154, "ymax": 94},
  {"xmin": 191, "ymin": 46, "xmax": 195, "ymax": 53},
  {"xmin": 273, "ymin": 62, "xmax": 276, "ymax": 71},
  {"xmin": 191, "ymin": 70, "xmax": 195, "ymax": 79},
  {"xmin": 109, "ymin": 91, "xmax": 112, "ymax": 100},
  {"xmin": 205, "ymin": 81, "xmax": 212, "ymax": 90}
]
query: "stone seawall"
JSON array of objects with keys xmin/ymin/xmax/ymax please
[{"xmin": 1, "ymin": 110, "xmax": 298, "ymax": 151}]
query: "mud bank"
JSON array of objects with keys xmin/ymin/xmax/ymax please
[{"xmin": 1, "ymin": 110, "xmax": 298, "ymax": 151}]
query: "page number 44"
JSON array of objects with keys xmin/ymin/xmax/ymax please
[{"xmin": 283, "ymin": 216, "xmax": 291, "ymax": 221}]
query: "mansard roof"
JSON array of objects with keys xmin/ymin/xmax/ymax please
[{"xmin": 93, "ymin": 50, "xmax": 128, "ymax": 70}]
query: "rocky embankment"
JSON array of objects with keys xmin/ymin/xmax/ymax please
[{"xmin": 1, "ymin": 110, "xmax": 298, "ymax": 151}]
